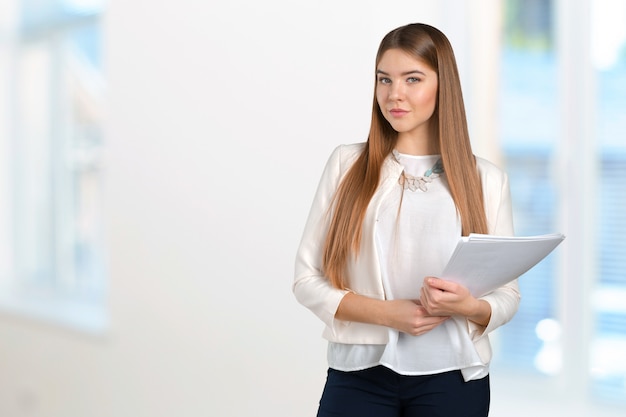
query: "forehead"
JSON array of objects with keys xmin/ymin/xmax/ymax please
[{"xmin": 377, "ymin": 48, "xmax": 435, "ymax": 74}]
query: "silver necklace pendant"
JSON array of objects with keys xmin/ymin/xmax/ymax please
[{"xmin": 392, "ymin": 150, "xmax": 444, "ymax": 192}]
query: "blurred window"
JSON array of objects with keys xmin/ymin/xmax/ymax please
[
  {"xmin": 0, "ymin": 0, "xmax": 106, "ymax": 332},
  {"xmin": 496, "ymin": 0, "xmax": 626, "ymax": 406},
  {"xmin": 496, "ymin": 0, "xmax": 559, "ymax": 373},
  {"xmin": 591, "ymin": 0, "xmax": 626, "ymax": 403}
]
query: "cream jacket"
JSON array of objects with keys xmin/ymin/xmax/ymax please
[{"xmin": 293, "ymin": 143, "xmax": 520, "ymax": 364}]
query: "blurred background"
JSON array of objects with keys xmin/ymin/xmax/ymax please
[{"xmin": 0, "ymin": 0, "xmax": 624, "ymax": 416}]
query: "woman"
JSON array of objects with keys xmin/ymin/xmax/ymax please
[{"xmin": 293, "ymin": 23, "xmax": 520, "ymax": 417}]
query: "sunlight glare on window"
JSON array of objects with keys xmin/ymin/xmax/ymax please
[
  {"xmin": 534, "ymin": 318, "xmax": 562, "ymax": 376},
  {"xmin": 591, "ymin": 0, "xmax": 626, "ymax": 70}
]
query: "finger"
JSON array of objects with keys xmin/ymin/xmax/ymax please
[
  {"xmin": 426, "ymin": 277, "xmax": 458, "ymax": 293},
  {"xmin": 411, "ymin": 317, "xmax": 449, "ymax": 335},
  {"xmin": 419, "ymin": 290, "xmax": 433, "ymax": 312}
]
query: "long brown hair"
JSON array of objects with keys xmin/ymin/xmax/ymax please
[{"xmin": 322, "ymin": 23, "xmax": 488, "ymax": 290}]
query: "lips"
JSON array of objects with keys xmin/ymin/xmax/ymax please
[{"xmin": 389, "ymin": 109, "xmax": 409, "ymax": 117}]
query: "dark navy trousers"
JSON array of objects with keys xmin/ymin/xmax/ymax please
[{"xmin": 317, "ymin": 366, "xmax": 490, "ymax": 417}]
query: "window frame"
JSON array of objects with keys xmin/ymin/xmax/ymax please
[{"xmin": 0, "ymin": 0, "xmax": 107, "ymax": 335}]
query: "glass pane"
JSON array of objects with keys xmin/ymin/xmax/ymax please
[
  {"xmin": 494, "ymin": 0, "xmax": 561, "ymax": 374},
  {"xmin": 14, "ymin": 42, "xmax": 55, "ymax": 287},
  {"xmin": 66, "ymin": 21, "xmax": 105, "ymax": 296},
  {"xmin": 20, "ymin": 0, "xmax": 105, "ymax": 28},
  {"xmin": 13, "ymin": 1, "xmax": 105, "ymax": 299},
  {"xmin": 592, "ymin": 0, "xmax": 626, "ymax": 404}
]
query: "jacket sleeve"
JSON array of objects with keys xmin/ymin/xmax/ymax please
[
  {"xmin": 468, "ymin": 162, "xmax": 521, "ymax": 341},
  {"xmin": 292, "ymin": 145, "xmax": 353, "ymax": 334}
]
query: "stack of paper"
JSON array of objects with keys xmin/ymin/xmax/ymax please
[{"xmin": 441, "ymin": 233, "xmax": 566, "ymax": 297}]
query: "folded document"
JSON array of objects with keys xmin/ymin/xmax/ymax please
[{"xmin": 441, "ymin": 233, "xmax": 565, "ymax": 297}]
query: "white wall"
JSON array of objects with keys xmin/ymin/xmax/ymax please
[
  {"xmin": 0, "ymin": 1, "xmax": 509, "ymax": 416},
  {"xmin": 103, "ymin": 2, "xmax": 447, "ymax": 415}
]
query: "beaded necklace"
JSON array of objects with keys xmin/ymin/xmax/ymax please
[{"xmin": 392, "ymin": 149, "xmax": 444, "ymax": 192}]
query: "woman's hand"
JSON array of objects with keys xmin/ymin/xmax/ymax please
[
  {"xmin": 419, "ymin": 277, "xmax": 492, "ymax": 327},
  {"xmin": 383, "ymin": 299, "xmax": 450, "ymax": 336},
  {"xmin": 335, "ymin": 292, "xmax": 449, "ymax": 336}
]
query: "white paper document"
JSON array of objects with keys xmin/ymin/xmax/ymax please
[{"xmin": 441, "ymin": 233, "xmax": 566, "ymax": 297}]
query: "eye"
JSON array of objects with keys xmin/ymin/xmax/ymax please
[
  {"xmin": 407, "ymin": 77, "xmax": 421, "ymax": 83},
  {"xmin": 378, "ymin": 77, "xmax": 391, "ymax": 84}
]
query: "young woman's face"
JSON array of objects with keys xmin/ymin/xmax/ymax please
[{"xmin": 375, "ymin": 48, "xmax": 439, "ymax": 142}]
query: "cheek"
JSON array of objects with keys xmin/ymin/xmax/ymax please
[
  {"xmin": 419, "ymin": 85, "xmax": 437, "ymax": 102},
  {"xmin": 416, "ymin": 88, "xmax": 438, "ymax": 112},
  {"xmin": 428, "ymin": 86, "xmax": 439, "ymax": 107}
]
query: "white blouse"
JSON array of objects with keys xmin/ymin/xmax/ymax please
[{"xmin": 327, "ymin": 152, "xmax": 488, "ymax": 381}]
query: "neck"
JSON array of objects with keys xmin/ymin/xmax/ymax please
[{"xmin": 395, "ymin": 133, "xmax": 438, "ymax": 155}]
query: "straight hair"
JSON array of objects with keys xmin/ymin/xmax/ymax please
[{"xmin": 323, "ymin": 23, "xmax": 488, "ymax": 290}]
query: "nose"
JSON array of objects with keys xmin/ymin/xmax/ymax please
[{"xmin": 388, "ymin": 82, "xmax": 404, "ymax": 101}]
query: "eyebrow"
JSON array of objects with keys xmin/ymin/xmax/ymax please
[{"xmin": 376, "ymin": 69, "xmax": 426, "ymax": 76}]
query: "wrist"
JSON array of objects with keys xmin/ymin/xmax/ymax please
[{"xmin": 468, "ymin": 299, "xmax": 491, "ymax": 327}]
